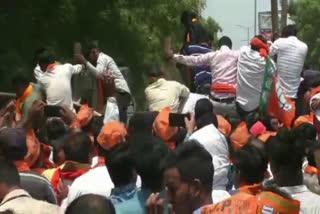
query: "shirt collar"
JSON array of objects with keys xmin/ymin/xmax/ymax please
[
  {"xmin": 1, "ymin": 189, "xmax": 30, "ymax": 205},
  {"xmin": 288, "ymin": 36, "xmax": 298, "ymax": 40},
  {"xmin": 220, "ymin": 45, "xmax": 230, "ymax": 51},
  {"xmin": 279, "ymin": 185, "xmax": 310, "ymax": 195},
  {"xmin": 111, "ymin": 183, "xmax": 137, "ymax": 197}
]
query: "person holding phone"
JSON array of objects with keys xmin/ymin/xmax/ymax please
[{"xmin": 74, "ymin": 41, "xmax": 131, "ymax": 123}]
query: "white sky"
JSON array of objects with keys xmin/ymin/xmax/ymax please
[{"xmin": 203, "ymin": 0, "xmax": 280, "ymax": 48}]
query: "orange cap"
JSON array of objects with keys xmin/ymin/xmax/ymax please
[
  {"xmin": 97, "ymin": 120, "xmax": 127, "ymax": 151},
  {"xmin": 76, "ymin": 104, "xmax": 94, "ymax": 127},
  {"xmin": 293, "ymin": 115, "xmax": 313, "ymax": 128},
  {"xmin": 153, "ymin": 107, "xmax": 178, "ymax": 141}
]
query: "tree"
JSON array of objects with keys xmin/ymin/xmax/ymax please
[
  {"xmin": 0, "ymin": 0, "xmax": 221, "ymax": 109},
  {"xmin": 294, "ymin": 0, "xmax": 320, "ymax": 69}
]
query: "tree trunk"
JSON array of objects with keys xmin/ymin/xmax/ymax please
[
  {"xmin": 281, "ymin": 0, "xmax": 288, "ymax": 30},
  {"xmin": 271, "ymin": 0, "xmax": 279, "ymax": 33}
]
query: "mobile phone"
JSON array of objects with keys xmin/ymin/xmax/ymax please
[
  {"xmin": 74, "ymin": 42, "xmax": 82, "ymax": 55},
  {"xmin": 44, "ymin": 105, "xmax": 63, "ymax": 117},
  {"xmin": 169, "ymin": 113, "xmax": 190, "ymax": 127}
]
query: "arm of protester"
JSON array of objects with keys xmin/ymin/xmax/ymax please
[
  {"xmin": 70, "ymin": 64, "xmax": 85, "ymax": 75},
  {"xmin": 17, "ymin": 100, "xmax": 45, "ymax": 130},
  {"xmin": 178, "ymin": 83, "xmax": 190, "ymax": 98},
  {"xmin": 74, "ymin": 53, "xmax": 105, "ymax": 77},
  {"xmin": 100, "ymin": 70, "xmax": 116, "ymax": 97},
  {"xmin": 172, "ymin": 51, "xmax": 217, "ymax": 67},
  {"xmin": 59, "ymin": 106, "xmax": 77, "ymax": 126}
]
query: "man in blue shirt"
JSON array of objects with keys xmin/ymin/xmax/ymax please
[{"xmin": 115, "ymin": 135, "xmax": 169, "ymax": 213}]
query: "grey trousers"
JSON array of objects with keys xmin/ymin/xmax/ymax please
[{"xmin": 211, "ymin": 100, "xmax": 239, "ymax": 124}]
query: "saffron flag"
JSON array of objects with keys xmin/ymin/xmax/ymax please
[{"xmin": 259, "ymin": 58, "xmax": 295, "ymax": 127}]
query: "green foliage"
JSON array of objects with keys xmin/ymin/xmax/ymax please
[
  {"xmin": 0, "ymin": 0, "xmax": 221, "ymax": 109},
  {"xmin": 294, "ymin": 0, "xmax": 320, "ymax": 69}
]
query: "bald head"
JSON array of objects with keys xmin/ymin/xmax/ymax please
[{"xmin": 66, "ymin": 194, "xmax": 115, "ymax": 214}]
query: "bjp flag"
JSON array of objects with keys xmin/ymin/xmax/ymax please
[{"xmin": 260, "ymin": 58, "xmax": 295, "ymax": 127}]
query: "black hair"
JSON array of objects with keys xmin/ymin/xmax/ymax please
[
  {"xmin": 164, "ymin": 140, "xmax": 213, "ymax": 192},
  {"xmin": 63, "ymin": 132, "xmax": 92, "ymax": 164},
  {"xmin": 0, "ymin": 158, "xmax": 20, "ymax": 187},
  {"xmin": 0, "ymin": 128, "xmax": 28, "ymax": 161},
  {"xmin": 33, "ymin": 47, "xmax": 48, "ymax": 66},
  {"xmin": 194, "ymin": 99, "xmax": 218, "ymax": 128},
  {"xmin": 128, "ymin": 135, "xmax": 169, "ymax": 192},
  {"xmin": 106, "ymin": 142, "xmax": 135, "ymax": 187},
  {"xmin": 282, "ymin": 25, "xmax": 297, "ymax": 38},
  {"xmin": 293, "ymin": 123, "xmax": 317, "ymax": 151},
  {"xmin": 51, "ymin": 137, "xmax": 66, "ymax": 164},
  {"xmin": 66, "ymin": 194, "xmax": 115, "ymax": 214},
  {"xmin": 181, "ymin": 10, "xmax": 197, "ymax": 26},
  {"xmin": 146, "ymin": 63, "xmax": 164, "ymax": 78},
  {"xmin": 234, "ymin": 138, "xmax": 268, "ymax": 184},
  {"xmin": 266, "ymin": 128, "xmax": 305, "ymax": 185},
  {"xmin": 128, "ymin": 112, "xmax": 159, "ymax": 135},
  {"xmin": 45, "ymin": 118, "xmax": 68, "ymax": 142},
  {"xmin": 38, "ymin": 50, "xmax": 55, "ymax": 65},
  {"xmin": 251, "ymin": 35, "xmax": 267, "ymax": 52},
  {"xmin": 218, "ymin": 36, "xmax": 232, "ymax": 49},
  {"xmin": 88, "ymin": 40, "xmax": 99, "ymax": 51}
]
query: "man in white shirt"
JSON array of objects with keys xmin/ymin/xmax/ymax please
[
  {"xmin": 145, "ymin": 64, "xmax": 190, "ymax": 113},
  {"xmin": 185, "ymin": 99, "xmax": 230, "ymax": 201},
  {"xmin": 172, "ymin": 36, "xmax": 239, "ymax": 119},
  {"xmin": 37, "ymin": 50, "xmax": 84, "ymax": 110},
  {"xmin": 270, "ymin": 25, "xmax": 308, "ymax": 99},
  {"xmin": 236, "ymin": 36, "xmax": 267, "ymax": 118},
  {"xmin": 74, "ymin": 42, "xmax": 131, "ymax": 123}
]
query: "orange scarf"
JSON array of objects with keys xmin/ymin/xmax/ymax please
[
  {"xmin": 305, "ymin": 165, "xmax": 320, "ymax": 175},
  {"xmin": 51, "ymin": 161, "xmax": 90, "ymax": 192},
  {"xmin": 46, "ymin": 63, "xmax": 56, "ymax": 72},
  {"xmin": 250, "ymin": 37, "xmax": 269, "ymax": 57},
  {"xmin": 211, "ymin": 83, "xmax": 236, "ymax": 94},
  {"xmin": 16, "ymin": 84, "xmax": 33, "ymax": 121},
  {"xmin": 15, "ymin": 160, "xmax": 30, "ymax": 172}
]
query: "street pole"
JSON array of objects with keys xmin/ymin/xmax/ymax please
[
  {"xmin": 271, "ymin": 0, "xmax": 279, "ymax": 33},
  {"xmin": 247, "ymin": 28, "xmax": 250, "ymax": 45},
  {"xmin": 254, "ymin": 0, "xmax": 257, "ymax": 35}
]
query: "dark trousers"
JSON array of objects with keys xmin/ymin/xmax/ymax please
[{"xmin": 115, "ymin": 92, "xmax": 131, "ymax": 124}]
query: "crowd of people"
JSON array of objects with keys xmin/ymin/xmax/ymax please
[{"xmin": 1, "ymin": 10, "xmax": 320, "ymax": 214}]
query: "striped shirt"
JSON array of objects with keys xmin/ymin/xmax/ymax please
[
  {"xmin": 86, "ymin": 53, "xmax": 131, "ymax": 94},
  {"xmin": 20, "ymin": 171, "xmax": 57, "ymax": 204},
  {"xmin": 174, "ymin": 46, "xmax": 239, "ymax": 99},
  {"xmin": 270, "ymin": 36, "xmax": 308, "ymax": 98},
  {"xmin": 236, "ymin": 46, "xmax": 266, "ymax": 112}
]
